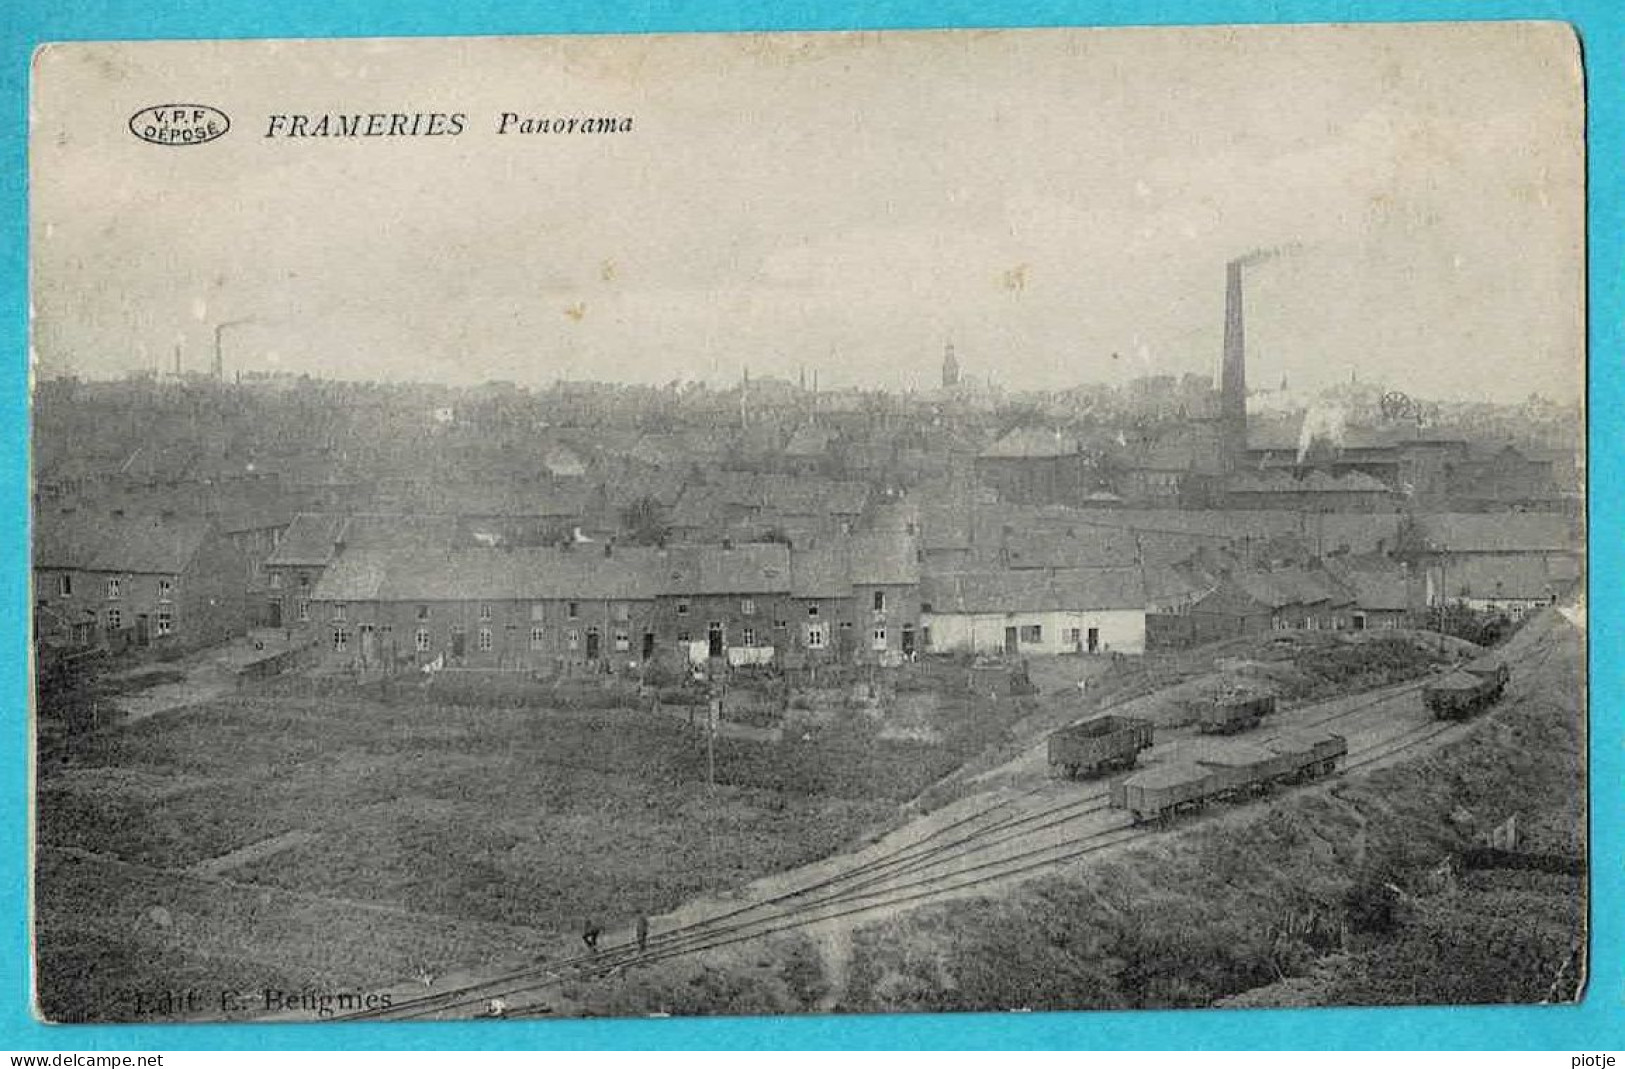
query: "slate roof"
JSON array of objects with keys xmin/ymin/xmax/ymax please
[
  {"xmin": 1442, "ymin": 555, "xmax": 1579, "ymax": 601},
  {"xmin": 34, "ymin": 511, "xmax": 216, "ymax": 575},
  {"xmin": 310, "ymin": 546, "xmax": 663, "ymax": 603},
  {"xmin": 1003, "ymin": 526, "xmax": 1139, "ymax": 570},
  {"xmin": 1418, "ymin": 513, "xmax": 1578, "ymax": 554},
  {"xmin": 783, "ymin": 425, "xmax": 838, "ymax": 457},
  {"xmin": 979, "ymin": 427, "xmax": 1080, "ymax": 459},
  {"xmin": 1227, "ymin": 470, "xmax": 1392, "ymax": 494},
  {"xmin": 661, "ymin": 543, "xmax": 792, "ymax": 595},
  {"xmin": 921, "ymin": 566, "xmax": 1144, "ymax": 614},
  {"xmin": 265, "ymin": 512, "xmax": 461, "ymax": 568}
]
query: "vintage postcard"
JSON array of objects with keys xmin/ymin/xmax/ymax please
[{"xmin": 28, "ymin": 24, "xmax": 1585, "ymax": 1024}]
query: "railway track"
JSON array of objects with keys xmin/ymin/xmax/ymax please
[{"xmin": 335, "ymin": 664, "xmax": 1495, "ymax": 1022}]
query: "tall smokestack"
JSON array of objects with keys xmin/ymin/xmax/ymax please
[{"xmin": 1220, "ymin": 258, "xmax": 1248, "ymax": 472}]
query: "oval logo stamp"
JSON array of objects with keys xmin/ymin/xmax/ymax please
[{"xmin": 128, "ymin": 104, "xmax": 231, "ymax": 146}]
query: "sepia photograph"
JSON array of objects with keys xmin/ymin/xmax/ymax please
[{"xmin": 28, "ymin": 24, "xmax": 1587, "ymax": 1025}]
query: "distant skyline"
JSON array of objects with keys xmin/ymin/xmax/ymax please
[{"xmin": 31, "ymin": 25, "xmax": 1584, "ymax": 404}]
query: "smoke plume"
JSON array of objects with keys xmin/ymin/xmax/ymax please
[{"xmin": 1297, "ymin": 402, "xmax": 1347, "ymax": 465}]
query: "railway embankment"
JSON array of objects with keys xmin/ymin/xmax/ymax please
[{"xmin": 555, "ymin": 609, "xmax": 1582, "ymax": 1016}]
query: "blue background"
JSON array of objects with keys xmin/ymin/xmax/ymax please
[{"xmin": 0, "ymin": 0, "xmax": 1615, "ymax": 1051}]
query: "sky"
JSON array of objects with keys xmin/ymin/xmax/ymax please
[{"xmin": 29, "ymin": 24, "xmax": 1584, "ymax": 403}]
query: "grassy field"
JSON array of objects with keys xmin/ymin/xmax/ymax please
[{"xmin": 34, "ymin": 674, "xmax": 998, "ymax": 1022}]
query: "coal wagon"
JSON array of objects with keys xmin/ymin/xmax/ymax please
[
  {"xmin": 1111, "ymin": 731, "xmax": 1347, "ymax": 823},
  {"xmin": 1048, "ymin": 714, "xmax": 1155, "ymax": 778},
  {"xmin": 1423, "ymin": 660, "xmax": 1510, "ymax": 720},
  {"xmin": 1197, "ymin": 692, "xmax": 1275, "ymax": 735}
]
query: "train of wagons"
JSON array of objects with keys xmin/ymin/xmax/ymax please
[{"xmin": 1048, "ymin": 656, "xmax": 1510, "ymax": 824}]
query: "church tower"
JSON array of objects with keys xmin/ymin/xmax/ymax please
[{"xmin": 942, "ymin": 341, "xmax": 961, "ymax": 388}]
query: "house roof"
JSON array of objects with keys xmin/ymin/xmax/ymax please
[
  {"xmin": 1226, "ymin": 470, "xmax": 1391, "ymax": 494},
  {"xmin": 847, "ymin": 531, "xmax": 920, "ymax": 586},
  {"xmin": 979, "ymin": 427, "xmax": 1079, "ymax": 459},
  {"xmin": 661, "ymin": 543, "xmax": 792, "ymax": 595},
  {"xmin": 310, "ymin": 545, "xmax": 664, "ymax": 603},
  {"xmin": 34, "ymin": 511, "xmax": 216, "ymax": 575},
  {"xmin": 791, "ymin": 543, "xmax": 851, "ymax": 598},
  {"xmin": 1333, "ymin": 568, "xmax": 1411, "ymax": 612},
  {"xmin": 1003, "ymin": 526, "xmax": 1139, "ymax": 570},
  {"xmin": 783, "ymin": 425, "xmax": 838, "ymax": 457},
  {"xmin": 921, "ymin": 566, "xmax": 1143, "ymax": 614},
  {"xmin": 1444, "ymin": 554, "xmax": 1579, "ymax": 601},
  {"xmin": 265, "ymin": 512, "xmax": 462, "ymax": 568},
  {"xmin": 1418, "ymin": 513, "xmax": 1578, "ymax": 554}
]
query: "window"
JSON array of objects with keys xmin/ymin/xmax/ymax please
[
  {"xmin": 478, "ymin": 628, "xmax": 493, "ymax": 652},
  {"xmin": 333, "ymin": 603, "xmax": 347, "ymax": 622},
  {"xmin": 614, "ymin": 630, "xmax": 630, "ymax": 652},
  {"xmin": 269, "ymin": 572, "xmax": 282, "ymax": 589},
  {"xmin": 839, "ymin": 621, "xmax": 853, "ymax": 630},
  {"xmin": 676, "ymin": 600, "xmax": 690, "ymax": 617},
  {"xmin": 871, "ymin": 626, "xmax": 887, "ymax": 651},
  {"xmin": 922, "ymin": 625, "xmax": 933, "ymax": 648},
  {"xmin": 156, "ymin": 608, "xmax": 173, "ymax": 636},
  {"xmin": 1020, "ymin": 624, "xmax": 1043, "ymax": 643},
  {"xmin": 333, "ymin": 626, "xmax": 350, "ymax": 651},
  {"xmin": 529, "ymin": 626, "xmax": 545, "ymax": 651},
  {"xmin": 530, "ymin": 602, "xmax": 546, "ymax": 622},
  {"xmin": 774, "ymin": 619, "xmax": 787, "ymax": 630},
  {"xmin": 568, "ymin": 601, "xmax": 580, "ymax": 619},
  {"xmin": 415, "ymin": 628, "xmax": 431, "ymax": 652},
  {"xmin": 921, "ymin": 601, "xmax": 933, "ymax": 613},
  {"xmin": 106, "ymin": 608, "xmax": 121, "ymax": 631},
  {"xmin": 612, "ymin": 602, "xmax": 630, "ymax": 622},
  {"xmin": 873, "ymin": 591, "xmax": 886, "ymax": 612},
  {"xmin": 807, "ymin": 604, "xmax": 819, "ymax": 618},
  {"xmin": 479, "ymin": 603, "xmax": 492, "ymax": 621},
  {"xmin": 741, "ymin": 598, "xmax": 756, "ymax": 616},
  {"xmin": 742, "ymin": 628, "xmax": 756, "ymax": 647},
  {"xmin": 57, "ymin": 574, "xmax": 72, "ymax": 598},
  {"xmin": 158, "ymin": 579, "xmax": 173, "ymax": 602},
  {"xmin": 677, "ymin": 631, "xmax": 691, "ymax": 644},
  {"xmin": 300, "ymin": 574, "xmax": 310, "ymax": 589},
  {"xmin": 1064, "ymin": 628, "xmax": 1081, "ymax": 646},
  {"xmin": 416, "ymin": 604, "xmax": 430, "ymax": 621},
  {"xmin": 807, "ymin": 623, "xmax": 827, "ymax": 649},
  {"xmin": 566, "ymin": 628, "xmax": 581, "ymax": 651},
  {"xmin": 106, "ymin": 577, "xmax": 121, "ymax": 600},
  {"xmin": 297, "ymin": 598, "xmax": 311, "ymax": 623}
]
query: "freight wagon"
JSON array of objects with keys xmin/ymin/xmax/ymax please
[
  {"xmin": 1048, "ymin": 714, "xmax": 1155, "ymax": 779},
  {"xmin": 1196, "ymin": 692, "xmax": 1276, "ymax": 735},
  {"xmin": 1110, "ymin": 730, "xmax": 1347, "ymax": 823},
  {"xmin": 1423, "ymin": 660, "xmax": 1510, "ymax": 720}
]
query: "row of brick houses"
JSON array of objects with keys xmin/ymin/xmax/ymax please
[
  {"xmin": 293, "ymin": 534, "xmax": 922, "ymax": 671},
  {"xmin": 34, "ymin": 497, "xmax": 1582, "ymax": 663},
  {"xmin": 33, "ymin": 511, "xmax": 251, "ymax": 653}
]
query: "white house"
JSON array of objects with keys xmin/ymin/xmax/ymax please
[{"xmin": 920, "ymin": 567, "xmax": 1146, "ymax": 656}]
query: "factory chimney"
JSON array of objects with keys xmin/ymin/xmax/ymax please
[{"xmin": 1219, "ymin": 258, "xmax": 1248, "ymax": 472}]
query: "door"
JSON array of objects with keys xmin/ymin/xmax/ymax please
[
  {"xmin": 1086, "ymin": 627, "xmax": 1099, "ymax": 654},
  {"xmin": 585, "ymin": 629, "xmax": 601, "ymax": 660},
  {"xmin": 642, "ymin": 632, "xmax": 656, "ymax": 660},
  {"xmin": 268, "ymin": 598, "xmax": 283, "ymax": 628},
  {"xmin": 708, "ymin": 622, "xmax": 724, "ymax": 658},
  {"xmin": 901, "ymin": 625, "xmax": 916, "ymax": 657},
  {"xmin": 135, "ymin": 614, "xmax": 150, "ymax": 647},
  {"xmin": 1003, "ymin": 626, "xmax": 1018, "ymax": 655},
  {"xmin": 451, "ymin": 628, "xmax": 466, "ymax": 658}
]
